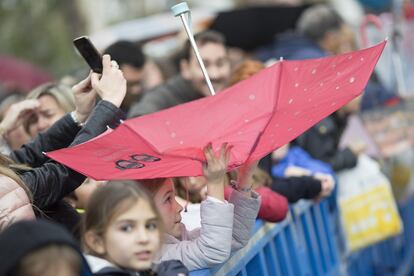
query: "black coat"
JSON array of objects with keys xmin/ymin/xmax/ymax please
[
  {"xmin": 271, "ymin": 176, "xmax": 322, "ymax": 203},
  {"xmin": 292, "ymin": 113, "xmax": 357, "ymax": 171},
  {"xmin": 10, "ymin": 101, "xmax": 124, "ymax": 236},
  {"xmin": 259, "ymin": 154, "xmax": 322, "ymax": 203}
]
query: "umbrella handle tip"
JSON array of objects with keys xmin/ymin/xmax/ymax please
[{"xmin": 171, "ymin": 2, "xmax": 190, "ymax": 16}]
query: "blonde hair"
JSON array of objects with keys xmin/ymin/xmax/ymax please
[
  {"xmin": 26, "ymin": 82, "xmax": 75, "ymax": 112},
  {"xmin": 24, "ymin": 83, "xmax": 75, "ymax": 133}
]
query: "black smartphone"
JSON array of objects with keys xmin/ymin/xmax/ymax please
[{"xmin": 73, "ymin": 36, "xmax": 103, "ymax": 74}]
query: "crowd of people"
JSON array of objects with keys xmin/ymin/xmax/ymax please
[{"xmin": 0, "ymin": 3, "xmax": 403, "ymax": 276}]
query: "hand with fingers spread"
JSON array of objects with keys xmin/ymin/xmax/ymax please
[
  {"xmin": 72, "ymin": 72, "xmax": 97, "ymax": 124},
  {"xmin": 0, "ymin": 99, "xmax": 40, "ymax": 137},
  {"xmin": 203, "ymin": 143, "xmax": 232, "ymax": 202},
  {"xmin": 91, "ymin": 54, "xmax": 127, "ymax": 108}
]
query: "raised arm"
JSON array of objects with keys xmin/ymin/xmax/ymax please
[
  {"xmin": 157, "ymin": 143, "xmax": 235, "ymax": 270},
  {"xmin": 229, "ymin": 160, "xmax": 261, "ymax": 250},
  {"xmin": 19, "ymin": 55, "xmax": 127, "ymax": 209},
  {"xmin": 10, "ymin": 73, "xmax": 97, "ymax": 166}
]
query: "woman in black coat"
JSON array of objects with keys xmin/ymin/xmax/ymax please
[{"xmin": 0, "ymin": 55, "xmax": 127, "ymax": 236}]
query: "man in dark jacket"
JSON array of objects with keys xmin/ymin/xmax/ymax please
[
  {"xmin": 293, "ymin": 103, "xmax": 364, "ymax": 171},
  {"xmin": 104, "ymin": 41, "xmax": 146, "ymax": 113},
  {"xmin": 256, "ymin": 4, "xmax": 350, "ymax": 62},
  {"xmin": 256, "ymin": 5, "xmax": 397, "ymax": 113},
  {"xmin": 128, "ymin": 30, "xmax": 231, "ymax": 118},
  {"xmin": 291, "ymin": 5, "xmax": 368, "ymax": 171}
]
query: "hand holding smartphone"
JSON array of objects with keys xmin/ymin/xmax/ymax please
[{"xmin": 73, "ymin": 36, "xmax": 103, "ymax": 74}]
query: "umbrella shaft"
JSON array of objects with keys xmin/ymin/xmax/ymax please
[
  {"xmin": 179, "ymin": 14, "xmax": 216, "ymax": 96},
  {"xmin": 391, "ymin": 51, "xmax": 407, "ymax": 96}
]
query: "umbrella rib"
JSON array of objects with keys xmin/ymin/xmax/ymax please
[
  {"xmin": 122, "ymin": 123, "xmax": 163, "ymax": 156},
  {"xmin": 269, "ymin": 61, "xmax": 284, "ymax": 131}
]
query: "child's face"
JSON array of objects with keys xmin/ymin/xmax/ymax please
[
  {"xmin": 102, "ymin": 200, "xmax": 161, "ymax": 271},
  {"xmin": 153, "ymin": 179, "xmax": 183, "ymax": 239}
]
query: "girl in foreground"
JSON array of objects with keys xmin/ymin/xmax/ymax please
[{"xmin": 82, "ymin": 181, "xmax": 188, "ymax": 276}]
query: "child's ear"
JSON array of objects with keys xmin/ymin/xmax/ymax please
[{"xmin": 84, "ymin": 231, "xmax": 106, "ymax": 255}]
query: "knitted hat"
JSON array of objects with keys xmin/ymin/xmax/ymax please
[{"xmin": 0, "ymin": 219, "xmax": 91, "ymax": 276}]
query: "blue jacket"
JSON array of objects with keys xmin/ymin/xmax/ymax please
[{"xmin": 272, "ymin": 146, "xmax": 335, "ymax": 178}]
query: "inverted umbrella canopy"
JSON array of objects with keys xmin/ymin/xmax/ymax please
[{"xmin": 46, "ymin": 41, "xmax": 386, "ymax": 180}]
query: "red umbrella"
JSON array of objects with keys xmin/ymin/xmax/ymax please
[{"xmin": 46, "ymin": 41, "xmax": 386, "ymax": 180}]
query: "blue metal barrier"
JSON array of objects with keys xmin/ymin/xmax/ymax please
[
  {"xmin": 189, "ymin": 196, "xmax": 414, "ymax": 276},
  {"xmin": 190, "ymin": 200, "xmax": 341, "ymax": 276}
]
